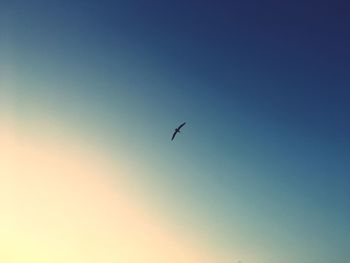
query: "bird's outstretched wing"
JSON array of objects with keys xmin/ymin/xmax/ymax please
[
  {"xmin": 178, "ymin": 122, "xmax": 186, "ymax": 129},
  {"xmin": 171, "ymin": 130, "xmax": 178, "ymax": 140},
  {"xmin": 171, "ymin": 122, "xmax": 186, "ymax": 141}
]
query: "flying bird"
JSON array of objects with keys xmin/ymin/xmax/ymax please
[{"xmin": 171, "ymin": 122, "xmax": 186, "ymax": 141}]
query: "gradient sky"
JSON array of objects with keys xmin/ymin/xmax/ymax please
[{"xmin": 1, "ymin": 1, "xmax": 350, "ymax": 262}]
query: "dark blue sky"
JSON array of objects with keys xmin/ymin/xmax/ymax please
[
  {"xmin": 6, "ymin": 0, "xmax": 349, "ymax": 136},
  {"xmin": 2, "ymin": 1, "xmax": 350, "ymax": 262}
]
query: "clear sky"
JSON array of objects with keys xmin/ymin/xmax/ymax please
[{"xmin": 1, "ymin": 1, "xmax": 349, "ymax": 262}]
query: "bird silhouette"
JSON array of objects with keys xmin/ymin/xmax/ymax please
[{"xmin": 171, "ymin": 122, "xmax": 186, "ymax": 141}]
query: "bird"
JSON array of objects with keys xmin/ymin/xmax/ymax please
[{"xmin": 171, "ymin": 122, "xmax": 186, "ymax": 141}]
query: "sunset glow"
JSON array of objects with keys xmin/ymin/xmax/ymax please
[{"xmin": 0, "ymin": 124, "xmax": 212, "ymax": 263}]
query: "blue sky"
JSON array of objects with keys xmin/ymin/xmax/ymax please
[{"xmin": 1, "ymin": 1, "xmax": 350, "ymax": 262}]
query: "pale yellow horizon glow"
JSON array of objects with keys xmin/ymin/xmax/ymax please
[{"xmin": 0, "ymin": 123, "xmax": 215, "ymax": 263}]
